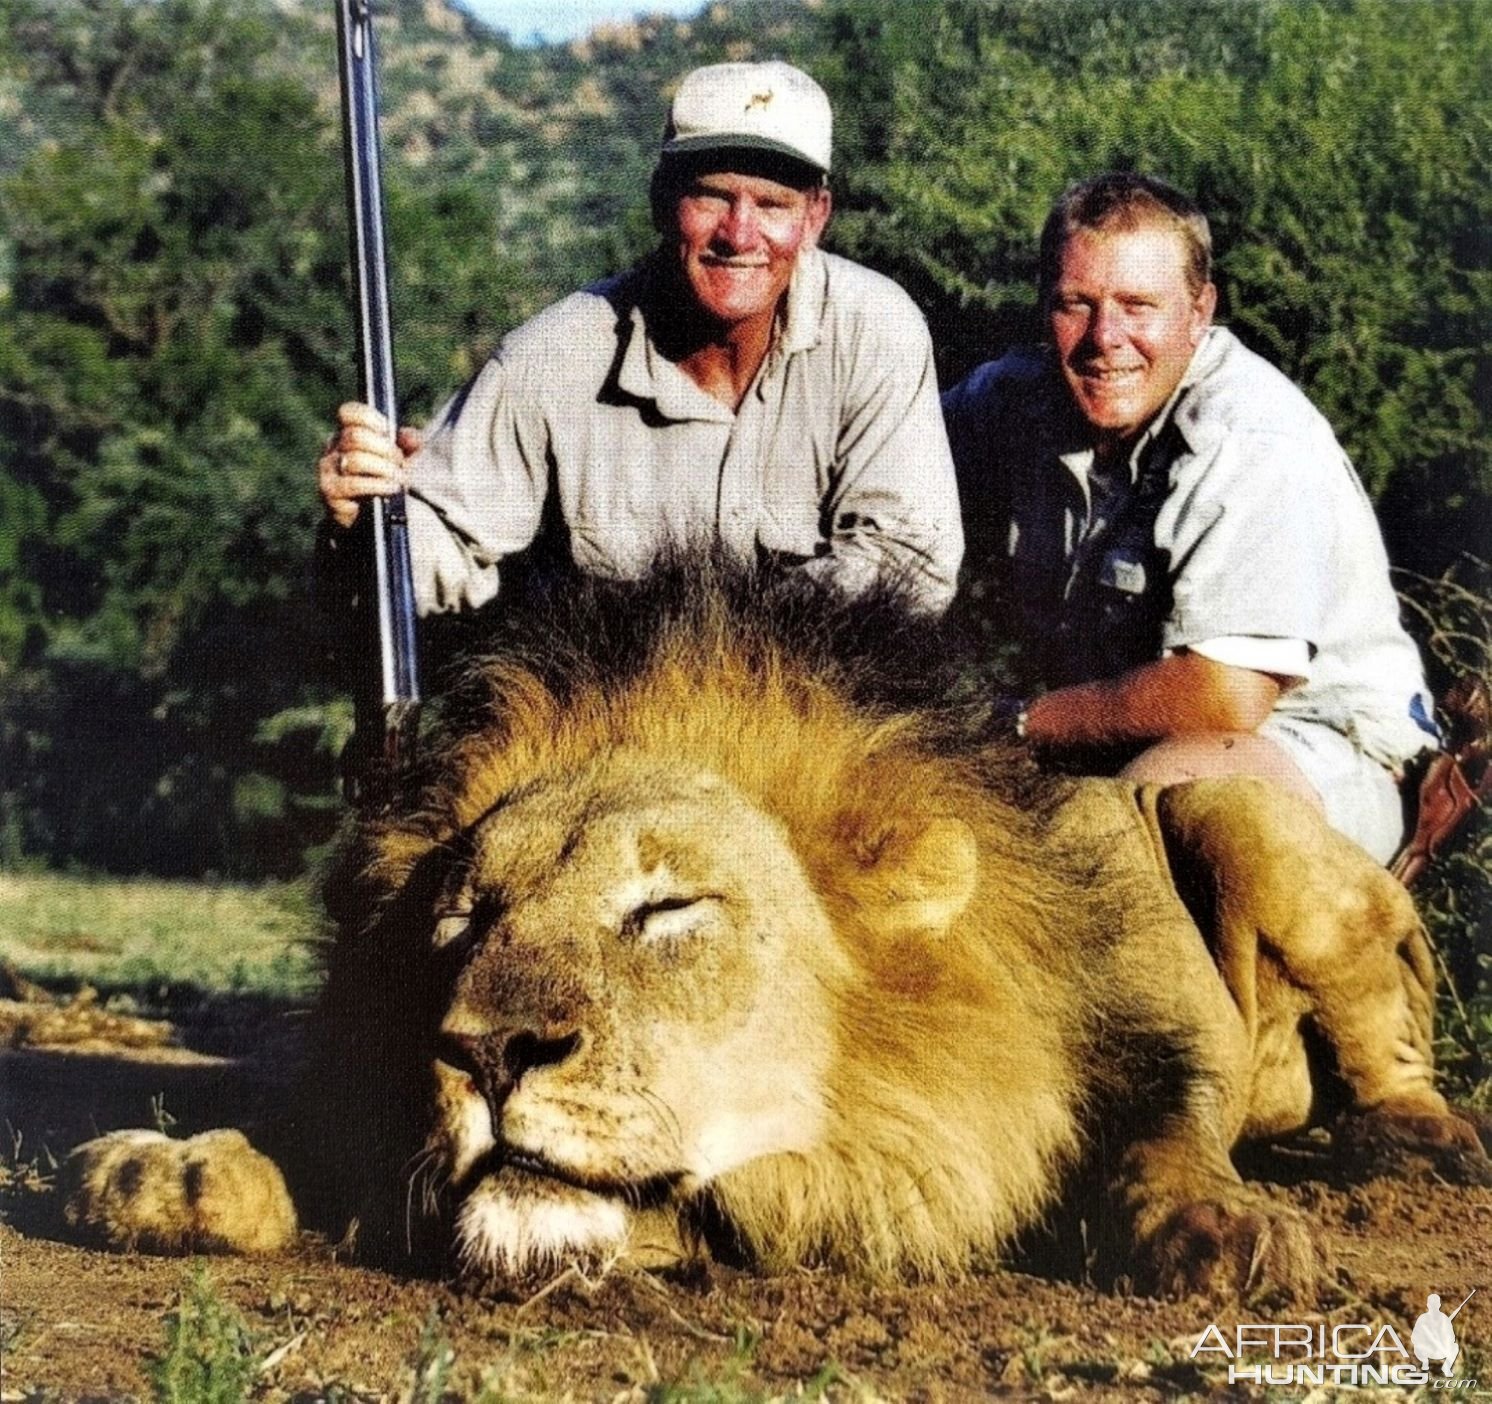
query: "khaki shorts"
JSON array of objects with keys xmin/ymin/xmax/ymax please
[{"xmin": 1258, "ymin": 715, "xmax": 1407, "ymax": 864}]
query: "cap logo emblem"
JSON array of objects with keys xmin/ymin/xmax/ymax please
[{"xmin": 745, "ymin": 88, "xmax": 774, "ymax": 112}]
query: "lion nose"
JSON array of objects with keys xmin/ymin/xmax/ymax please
[
  {"xmin": 437, "ymin": 1025, "xmax": 581, "ymax": 1107},
  {"xmin": 503, "ymin": 1027, "xmax": 581, "ymax": 1078}
]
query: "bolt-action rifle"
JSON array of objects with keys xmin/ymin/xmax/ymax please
[{"xmin": 334, "ymin": 0, "xmax": 421, "ymax": 805}]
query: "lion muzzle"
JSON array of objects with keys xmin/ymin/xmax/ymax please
[{"xmin": 453, "ymin": 1160, "xmax": 631, "ymax": 1277}]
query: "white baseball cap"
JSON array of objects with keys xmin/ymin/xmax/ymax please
[{"xmin": 661, "ymin": 61, "xmax": 832, "ymax": 175}]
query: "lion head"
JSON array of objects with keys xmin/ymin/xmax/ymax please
[
  {"xmin": 315, "ymin": 561, "xmax": 1126, "ymax": 1280},
  {"xmin": 428, "ymin": 754, "xmax": 850, "ymax": 1274}
]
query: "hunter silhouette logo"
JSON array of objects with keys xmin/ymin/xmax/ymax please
[
  {"xmin": 1413, "ymin": 1289, "xmax": 1475, "ymax": 1376},
  {"xmin": 1192, "ymin": 1286, "xmax": 1480, "ymax": 1388}
]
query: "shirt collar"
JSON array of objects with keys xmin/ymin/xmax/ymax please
[
  {"xmin": 1165, "ymin": 324, "xmax": 1224, "ymax": 455},
  {"xmin": 778, "ymin": 245, "xmax": 826, "ymax": 357}
]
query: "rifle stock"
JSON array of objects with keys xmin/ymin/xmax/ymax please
[{"xmin": 334, "ymin": 0, "xmax": 421, "ymax": 804}]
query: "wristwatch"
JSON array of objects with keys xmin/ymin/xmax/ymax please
[{"xmin": 992, "ymin": 693, "xmax": 1031, "ymax": 742}]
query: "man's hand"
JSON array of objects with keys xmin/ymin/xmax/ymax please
[{"xmin": 318, "ymin": 402, "xmax": 422, "ymax": 529}]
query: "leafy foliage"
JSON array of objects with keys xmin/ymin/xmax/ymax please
[{"xmin": 0, "ymin": 0, "xmax": 527, "ymax": 873}]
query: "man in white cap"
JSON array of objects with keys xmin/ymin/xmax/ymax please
[{"xmin": 317, "ymin": 61, "xmax": 961, "ymax": 614}]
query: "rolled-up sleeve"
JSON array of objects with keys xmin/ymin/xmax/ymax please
[{"xmin": 405, "ymin": 355, "xmax": 551, "ymax": 616}]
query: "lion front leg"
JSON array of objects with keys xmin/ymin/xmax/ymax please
[
  {"xmin": 1095, "ymin": 940, "xmax": 1318, "ymax": 1302},
  {"xmin": 1061, "ymin": 781, "xmax": 1319, "ymax": 1302},
  {"xmin": 1156, "ymin": 778, "xmax": 1490, "ymax": 1186},
  {"xmin": 1114, "ymin": 1110, "xmax": 1318, "ymax": 1303}
]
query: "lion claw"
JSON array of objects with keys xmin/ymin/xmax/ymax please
[
  {"xmin": 1140, "ymin": 1199, "xmax": 1318, "ymax": 1303},
  {"xmin": 1331, "ymin": 1105, "xmax": 1492, "ymax": 1187}
]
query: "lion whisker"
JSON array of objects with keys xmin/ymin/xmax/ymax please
[
  {"xmin": 403, "ymin": 1143, "xmax": 450, "ymax": 1250},
  {"xmin": 638, "ymin": 1087, "xmax": 684, "ymax": 1156}
]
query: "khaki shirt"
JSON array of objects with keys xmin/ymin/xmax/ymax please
[{"xmin": 406, "ymin": 248, "xmax": 962, "ymax": 614}]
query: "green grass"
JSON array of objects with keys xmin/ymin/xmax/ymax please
[
  {"xmin": 1420, "ymin": 827, "xmax": 1492, "ymax": 1108},
  {"xmin": 0, "ymin": 871, "xmax": 319, "ymax": 1000},
  {"xmin": 146, "ymin": 1267, "xmax": 259, "ymax": 1404}
]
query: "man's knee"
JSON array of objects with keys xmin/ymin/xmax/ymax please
[{"xmin": 1118, "ymin": 732, "xmax": 1325, "ymax": 811}]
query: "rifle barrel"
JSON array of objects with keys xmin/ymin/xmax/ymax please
[{"xmin": 334, "ymin": 0, "xmax": 421, "ymax": 792}]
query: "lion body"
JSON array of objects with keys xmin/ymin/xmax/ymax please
[{"xmin": 63, "ymin": 562, "xmax": 1487, "ymax": 1295}]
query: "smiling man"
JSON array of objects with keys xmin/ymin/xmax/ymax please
[
  {"xmin": 943, "ymin": 172, "xmax": 1437, "ymax": 862},
  {"xmin": 318, "ymin": 61, "xmax": 961, "ymax": 615}
]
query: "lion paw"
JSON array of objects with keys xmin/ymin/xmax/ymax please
[
  {"xmin": 1332, "ymin": 1103, "xmax": 1492, "ymax": 1187},
  {"xmin": 62, "ymin": 1128, "xmax": 296, "ymax": 1255},
  {"xmin": 1139, "ymin": 1199, "xmax": 1318, "ymax": 1303}
]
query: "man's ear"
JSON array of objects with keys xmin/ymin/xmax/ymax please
[
  {"xmin": 858, "ymin": 816, "xmax": 978, "ymax": 939},
  {"xmin": 802, "ymin": 186, "xmax": 832, "ymax": 251},
  {"xmin": 1191, "ymin": 280, "xmax": 1218, "ymax": 344}
]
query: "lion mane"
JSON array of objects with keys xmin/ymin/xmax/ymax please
[{"xmin": 310, "ymin": 560, "xmax": 1176, "ymax": 1274}]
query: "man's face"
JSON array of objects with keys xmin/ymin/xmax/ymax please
[
  {"xmin": 1048, "ymin": 223, "xmax": 1216, "ymax": 445},
  {"xmin": 671, "ymin": 169, "xmax": 831, "ymax": 329}
]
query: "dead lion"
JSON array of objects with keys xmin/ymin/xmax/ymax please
[{"xmin": 63, "ymin": 559, "xmax": 1489, "ymax": 1299}]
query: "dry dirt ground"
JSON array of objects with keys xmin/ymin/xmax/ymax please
[{"xmin": 2, "ymin": 991, "xmax": 1491, "ymax": 1402}]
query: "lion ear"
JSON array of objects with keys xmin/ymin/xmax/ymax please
[{"xmin": 864, "ymin": 817, "xmax": 979, "ymax": 938}]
